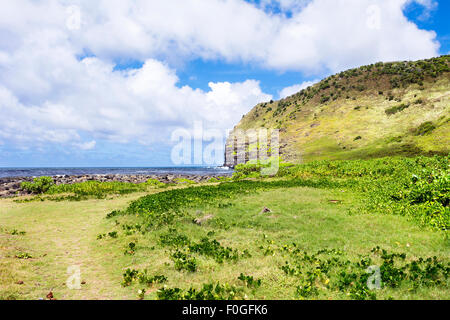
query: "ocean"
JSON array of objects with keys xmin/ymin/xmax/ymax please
[{"xmin": 0, "ymin": 167, "xmax": 232, "ymax": 178}]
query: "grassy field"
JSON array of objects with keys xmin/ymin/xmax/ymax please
[
  {"xmin": 0, "ymin": 193, "xmax": 149, "ymax": 300},
  {"xmin": 0, "ymin": 157, "xmax": 449, "ymax": 300}
]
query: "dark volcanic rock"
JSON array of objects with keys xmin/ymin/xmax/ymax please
[{"xmin": 0, "ymin": 172, "xmax": 231, "ymax": 198}]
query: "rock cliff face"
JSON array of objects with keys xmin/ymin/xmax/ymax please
[
  {"xmin": 225, "ymin": 55, "xmax": 450, "ymax": 166},
  {"xmin": 224, "ymin": 133, "xmax": 252, "ymax": 168},
  {"xmin": 224, "ymin": 129, "xmax": 287, "ymax": 167},
  {"xmin": 224, "ymin": 134, "xmax": 237, "ymax": 167}
]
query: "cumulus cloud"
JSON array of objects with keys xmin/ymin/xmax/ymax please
[
  {"xmin": 59, "ymin": 0, "xmax": 440, "ymax": 72},
  {"xmin": 0, "ymin": 56, "xmax": 271, "ymax": 148},
  {"xmin": 279, "ymin": 80, "xmax": 320, "ymax": 99},
  {"xmin": 0, "ymin": 0, "xmax": 442, "ymax": 159},
  {"xmin": 1, "ymin": 0, "xmax": 438, "ymax": 71}
]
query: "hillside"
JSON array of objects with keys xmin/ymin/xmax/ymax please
[{"xmin": 225, "ymin": 55, "xmax": 450, "ymax": 166}]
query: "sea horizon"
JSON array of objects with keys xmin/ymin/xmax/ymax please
[{"xmin": 0, "ymin": 166, "xmax": 232, "ymax": 178}]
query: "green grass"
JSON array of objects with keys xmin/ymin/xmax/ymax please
[
  {"xmin": 229, "ymin": 55, "xmax": 449, "ymax": 164},
  {"xmin": 1, "ymin": 156, "xmax": 448, "ymax": 300},
  {"xmin": 0, "ymin": 193, "xmax": 154, "ymax": 300},
  {"xmin": 18, "ymin": 179, "xmax": 169, "ymax": 201}
]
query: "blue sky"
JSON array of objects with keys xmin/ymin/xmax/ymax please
[
  {"xmin": 176, "ymin": 0, "xmax": 450, "ymax": 98},
  {"xmin": 404, "ymin": 0, "xmax": 450, "ymax": 54},
  {"xmin": 0, "ymin": 0, "xmax": 448, "ymax": 167}
]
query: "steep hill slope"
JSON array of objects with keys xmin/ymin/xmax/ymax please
[{"xmin": 225, "ymin": 56, "xmax": 450, "ymax": 166}]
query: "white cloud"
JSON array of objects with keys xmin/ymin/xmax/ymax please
[
  {"xmin": 0, "ymin": 0, "xmax": 442, "ymax": 152},
  {"xmin": 279, "ymin": 80, "xmax": 319, "ymax": 99},
  {"xmin": 74, "ymin": 140, "xmax": 96, "ymax": 151},
  {"xmin": 0, "ymin": 57, "xmax": 271, "ymax": 149},
  {"xmin": 1, "ymin": 0, "xmax": 438, "ymax": 71},
  {"xmin": 411, "ymin": 0, "xmax": 437, "ymax": 8},
  {"xmin": 66, "ymin": 0, "xmax": 439, "ymax": 72}
]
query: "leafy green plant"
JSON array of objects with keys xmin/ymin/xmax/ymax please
[
  {"xmin": 106, "ymin": 210, "xmax": 122, "ymax": 219},
  {"xmin": 208, "ymin": 176, "xmax": 232, "ymax": 183},
  {"xmin": 238, "ymin": 273, "xmax": 262, "ymax": 288},
  {"xmin": 385, "ymin": 103, "xmax": 410, "ymax": 116},
  {"xmin": 108, "ymin": 231, "xmax": 118, "ymax": 239},
  {"xmin": 122, "ymin": 268, "xmax": 167, "ymax": 287},
  {"xmin": 124, "ymin": 242, "xmax": 137, "ymax": 255},
  {"xmin": 15, "ymin": 252, "xmax": 32, "ymax": 259},
  {"xmin": 170, "ymin": 250, "xmax": 197, "ymax": 272},
  {"xmin": 144, "ymin": 179, "xmax": 166, "ymax": 188},
  {"xmin": 47, "ymin": 181, "xmax": 149, "ymax": 199},
  {"xmin": 159, "ymin": 229, "xmax": 190, "ymax": 247},
  {"xmin": 137, "ymin": 289, "xmax": 146, "ymax": 300},
  {"xmin": 157, "ymin": 282, "xmax": 243, "ymax": 300},
  {"xmin": 122, "ymin": 223, "xmax": 144, "ymax": 235},
  {"xmin": 122, "ymin": 269, "xmax": 140, "ymax": 287},
  {"xmin": 9, "ymin": 229, "xmax": 26, "ymax": 236},
  {"xmin": 414, "ymin": 121, "xmax": 436, "ymax": 136},
  {"xmin": 21, "ymin": 177, "xmax": 54, "ymax": 194},
  {"xmin": 174, "ymin": 178, "xmax": 197, "ymax": 185},
  {"xmin": 278, "ymin": 244, "xmax": 449, "ymax": 300},
  {"xmin": 189, "ymin": 238, "xmax": 239, "ymax": 264}
]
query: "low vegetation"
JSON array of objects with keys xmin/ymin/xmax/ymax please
[
  {"xmin": 230, "ymin": 156, "xmax": 449, "ymax": 230},
  {"xmin": 63, "ymin": 155, "xmax": 447, "ymax": 300},
  {"xmin": 228, "ymin": 55, "xmax": 449, "ymax": 163},
  {"xmin": 2, "ymin": 156, "xmax": 448, "ymax": 300},
  {"xmin": 20, "ymin": 177, "xmax": 54, "ymax": 194},
  {"xmin": 385, "ymin": 103, "xmax": 410, "ymax": 116},
  {"xmin": 19, "ymin": 178, "xmax": 169, "ymax": 201}
]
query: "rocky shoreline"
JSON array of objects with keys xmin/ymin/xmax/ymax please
[{"xmin": 0, "ymin": 173, "xmax": 231, "ymax": 198}]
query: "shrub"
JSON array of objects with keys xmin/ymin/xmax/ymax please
[
  {"xmin": 189, "ymin": 238, "xmax": 239, "ymax": 264},
  {"xmin": 320, "ymin": 96, "xmax": 330, "ymax": 103},
  {"xmin": 122, "ymin": 268, "xmax": 167, "ymax": 287},
  {"xmin": 171, "ymin": 250, "xmax": 197, "ymax": 272},
  {"xmin": 208, "ymin": 176, "xmax": 231, "ymax": 183},
  {"xmin": 21, "ymin": 177, "xmax": 54, "ymax": 194},
  {"xmin": 47, "ymin": 180, "xmax": 153, "ymax": 199},
  {"xmin": 238, "ymin": 273, "xmax": 262, "ymax": 288},
  {"xmin": 385, "ymin": 103, "xmax": 410, "ymax": 116},
  {"xmin": 157, "ymin": 282, "xmax": 242, "ymax": 300},
  {"xmin": 159, "ymin": 229, "xmax": 190, "ymax": 247},
  {"xmin": 174, "ymin": 178, "xmax": 196, "ymax": 185},
  {"xmin": 145, "ymin": 179, "xmax": 165, "ymax": 188},
  {"xmin": 414, "ymin": 122, "xmax": 436, "ymax": 136},
  {"xmin": 15, "ymin": 252, "xmax": 32, "ymax": 259}
]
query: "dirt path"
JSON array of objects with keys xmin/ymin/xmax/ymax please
[{"xmin": 0, "ymin": 194, "xmax": 144, "ymax": 300}]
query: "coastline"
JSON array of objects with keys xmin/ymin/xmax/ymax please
[{"xmin": 0, "ymin": 172, "xmax": 232, "ymax": 198}]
